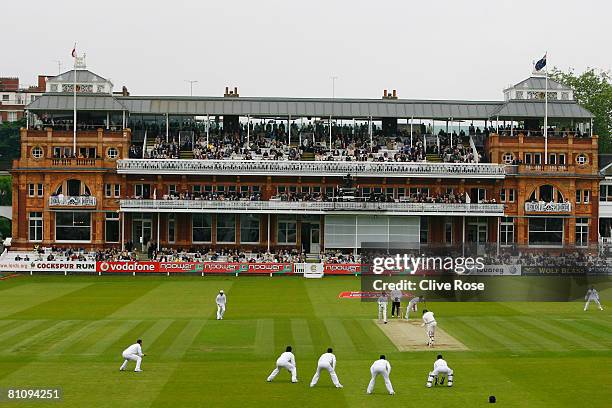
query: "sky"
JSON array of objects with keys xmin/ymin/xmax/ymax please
[{"xmin": 2, "ymin": 0, "xmax": 610, "ymax": 101}]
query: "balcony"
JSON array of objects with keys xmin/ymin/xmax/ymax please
[
  {"xmin": 51, "ymin": 158, "xmax": 99, "ymax": 167},
  {"xmin": 116, "ymin": 159, "xmax": 507, "ymax": 178},
  {"xmin": 49, "ymin": 196, "xmax": 97, "ymax": 207},
  {"xmin": 524, "ymin": 202, "xmax": 571, "ymax": 213},
  {"xmin": 120, "ymin": 199, "xmax": 505, "ymax": 216}
]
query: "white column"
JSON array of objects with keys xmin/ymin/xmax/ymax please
[
  {"xmin": 122, "ymin": 111, "xmax": 126, "ymax": 130},
  {"xmin": 106, "ymin": 112, "xmax": 110, "ymax": 130},
  {"xmin": 247, "ymin": 115, "xmax": 250, "ymax": 146},
  {"xmin": 329, "ymin": 115, "xmax": 332, "ymax": 148},
  {"xmin": 267, "ymin": 214, "xmax": 271, "ymax": 252},
  {"xmin": 544, "ymin": 69, "xmax": 549, "ymax": 164},
  {"xmin": 156, "ymin": 213, "xmax": 160, "ymax": 251},
  {"xmin": 462, "ymin": 216, "xmax": 466, "ymax": 257},
  {"xmin": 369, "ymin": 116, "xmax": 373, "ymax": 146},
  {"xmin": 288, "ymin": 114, "xmax": 291, "ymax": 146},
  {"xmin": 121, "ymin": 212, "xmax": 125, "ymax": 251},
  {"xmin": 206, "ymin": 114, "xmax": 210, "ymax": 145},
  {"xmin": 410, "ymin": 116, "xmax": 413, "ymax": 147},
  {"xmin": 496, "ymin": 216, "xmax": 500, "ymax": 256},
  {"xmin": 166, "ymin": 113, "xmax": 169, "ymax": 142}
]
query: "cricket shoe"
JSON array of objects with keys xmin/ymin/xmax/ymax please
[
  {"xmin": 135, "ymin": 369, "xmax": 143, "ymax": 372},
  {"xmin": 336, "ymin": 384, "xmax": 344, "ymax": 388}
]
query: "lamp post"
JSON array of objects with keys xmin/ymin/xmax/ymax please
[{"xmin": 185, "ymin": 80, "xmax": 198, "ymax": 96}]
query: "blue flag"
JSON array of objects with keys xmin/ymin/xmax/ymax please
[{"xmin": 535, "ymin": 54, "xmax": 547, "ymax": 71}]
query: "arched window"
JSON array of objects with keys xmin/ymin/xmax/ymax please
[
  {"xmin": 528, "ymin": 184, "xmax": 564, "ymax": 203},
  {"xmin": 53, "ymin": 179, "xmax": 92, "ymax": 197}
]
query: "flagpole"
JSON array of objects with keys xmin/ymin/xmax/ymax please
[
  {"xmin": 73, "ymin": 44, "xmax": 77, "ymax": 155},
  {"xmin": 544, "ymin": 53, "xmax": 548, "ymax": 165}
]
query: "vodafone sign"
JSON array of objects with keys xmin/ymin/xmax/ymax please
[{"xmin": 97, "ymin": 262, "xmax": 156, "ymax": 273}]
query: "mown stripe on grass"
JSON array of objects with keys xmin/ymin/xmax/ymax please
[
  {"xmin": 515, "ymin": 316, "xmax": 608, "ymax": 351},
  {"xmin": 4, "ymin": 320, "xmax": 80, "ymax": 355},
  {"xmin": 550, "ymin": 318, "xmax": 612, "ymax": 345},
  {"xmin": 496, "ymin": 317, "xmax": 568, "ymax": 352},
  {"xmin": 41, "ymin": 319, "xmax": 108, "ymax": 357},
  {"xmin": 487, "ymin": 317, "xmax": 545, "ymax": 352},
  {"xmin": 254, "ymin": 318, "xmax": 274, "ymax": 357},
  {"xmin": 456, "ymin": 316, "xmax": 525, "ymax": 353},
  {"xmin": 357, "ymin": 319, "xmax": 395, "ymax": 351},
  {"xmin": 82, "ymin": 320, "xmax": 141, "ymax": 356},
  {"xmin": 323, "ymin": 318, "xmax": 356, "ymax": 353},
  {"xmin": 0, "ymin": 283, "xmax": 93, "ymax": 318},
  {"xmin": 161, "ymin": 319, "xmax": 206, "ymax": 360},
  {"xmin": 273, "ymin": 318, "xmax": 294, "ymax": 352},
  {"xmin": 0, "ymin": 320, "xmax": 15, "ymax": 331},
  {"xmin": 290, "ymin": 318, "xmax": 314, "ymax": 356},
  {"xmin": 140, "ymin": 319, "xmax": 174, "ymax": 350},
  {"xmin": 0, "ymin": 320, "xmax": 47, "ymax": 344}
]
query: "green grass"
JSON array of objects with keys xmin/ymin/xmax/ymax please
[{"xmin": 0, "ymin": 275, "xmax": 610, "ymax": 407}]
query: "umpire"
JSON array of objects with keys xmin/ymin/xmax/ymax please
[{"xmin": 390, "ymin": 288, "xmax": 402, "ymax": 318}]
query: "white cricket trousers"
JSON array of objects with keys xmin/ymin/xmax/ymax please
[
  {"xmin": 405, "ymin": 301, "xmax": 418, "ymax": 319},
  {"xmin": 310, "ymin": 362, "xmax": 341, "ymax": 387},
  {"xmin": 120, "ymin": 352, "xmax": 142, "ymax": 371},
  {"xmin": 584, "ymin": 299, "xmax": 603, "ymax": 311},
  {"xmin": 217, "ymin": 304, "xmax": 226, "ymax": 320},
  {"xmin": 367, "ymin": 367, "xmax": 394, "ymax": 394},
  {"xmin": 427, "ymin": 366, "xmax": 453, "ymax": 387},
  {"xmin": 378, "ymin": 304, "xmax": 387, "ymax": 322},
  {"xmin": 267, "ymin": 362, "xmax": 297, "ymax": 382}
]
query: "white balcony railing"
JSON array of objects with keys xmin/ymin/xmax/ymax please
[
  {"xmin": 49, "ymin": 196, "xmax": 97, "ymax": 207},
  {"xmin": 120, "ymin": 199, "xmax": 505, "ymax": 215},
  {"xmin": 116, "ymin": 159, "xmax": 506, "ymax": 178},
  {"xmin": 524, "ymin": 202, "xmax": 571, "ymax": 213}
]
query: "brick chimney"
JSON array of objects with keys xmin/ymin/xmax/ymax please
[
  {"xmin": 37, "ymin": 75, "xmax": 47, "ymax": 92},
  {"xmin": 382, "ymin": 88, "xmax": 398, "ymax": 100},
  {"xmin": 224, "ymin": 86, "xmax": 239, "ymax": 98}
]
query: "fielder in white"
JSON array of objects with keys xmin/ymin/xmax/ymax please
[
  {"xmin": 377, "ymin": 292, "xmax": 388, "ymax": 324},
  {"xmin": 405, "ymin": 295, "xmax": 424, "ymax": 319},
  {"xmin": 426, "ymin": 354, "xmax": 454, "ymax": 388},
  {"xmin": 421, "ymin": 309, "xmax": 437, "ymax": 347},
  {"xmin": 119, "ymin": 339, "xmax": 145, "ymax": 372},
  {"xmin": 216, "ymin": 289, "xmax": 227, "ymax": 320},
  {"xmin": 310, "ymin": 348, "xmax": 343, "ymax": 388},
  {"xmin": 584, "ymin": 286, "xmax": 604, "ymax": 311},
  {"xmin": 267, "ymin": 346, "xmax": 298, "ymax": 383},
  {"xmin": 366, "ymin": 355, "xmax": 394, "ymax": 395}
]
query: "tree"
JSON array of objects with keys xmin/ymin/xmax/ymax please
[
  {"xmin": 0, "ymin": 118, "xmax": 25, "ymax": 170},
  {"xmin": 549, "ymin": 68, "xmax": 612, "ymax": 153}
]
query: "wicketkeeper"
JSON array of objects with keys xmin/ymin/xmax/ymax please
[{"xmin": 426, "ymin": 354, "xmax": 453, "ymax": 388}]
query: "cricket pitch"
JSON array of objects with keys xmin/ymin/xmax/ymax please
[{"xmin": 376, "ymin": 319, "xmax": 469, "ymax": 351}]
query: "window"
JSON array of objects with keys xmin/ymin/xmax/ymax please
[
  {"xmin": 558, "ymin": 154, "xmax": 566, "ymax": 165},
  {"xmin": 277, "ymin": 216, "xmax": 297, "ymax": 244},
  {"xmin": 549, "ymin": 154, "xmax": 556, "ymax": 165},
  {"xmin": 500, "ymin": 189, "xmax": 506, "ymax": 202},
  {"xmin": 105, "ymin": 184, "xmax": 120, "ymax": 198},
  {"xmin": 325, "ymin": 187, "xmax": 334, "ymax": 197},
  {"xmin": 97, "ymin": 85, "xmax": 105, "ymax": 93},
  {"xmin": 193, "ymin": 185, "xmax": 201, "ymax": 194},
  {"xmin": 576, "ymin": 154, "xmax": 587, "ymax": 165},
  {"xmin": 240, "ymin": 214, "xmax": 260, "ymax": 244},
  {"xmin": 31, "ymin": 146, "xmax": 44, "ymax": 159},
  {"xmin": 420, "ymin": 216, "xmax": 429, "ymax": 244},
  {"xmin": 583, "ymin": 190, "xmax": 590, "ymax": 203},
  {"xmin": 2, "ymin": 95, "xmax": 8, "ymax": 101},
  {"xmin": 576, "ymin": 190, "xmax": 582, "ymax": 204},
  {"xmin": 386, "ymin": 187, "xmax": 394, "ymax": 198},
  {"xmin": 502, "ymin": 153, "xmax": 514, "ymax": 164},
  {"xmin": 192, "ymin": 214, "xmax": 212, "ymax": 243},
  {"xmin": 561, "ymin": 92, "xmax": 569, "ymax": 100},
  {"xmin": 524, "ymin": 153, "xmax": 532, "ymax": 165},
  {"xmin": 534, "ymin": 153, "xmax": 542, "ymax": 165},
  {"xmin": 55, "ymin": 211, "xmax": 91, "ymax": 242},
  {"xmin": 575, "ymin": 218, "xmax": 589, "ymax": 247},
  {"xmin": 508, "ymin": 189, "xmax": 515, "ymax": 202},
  {"xmin": 106, "ymin": 147, "xmax": 118, "ymax": 159},
  {"xmin": 28, "ymin": 212, "xmax": 43, "ymax": 242},
  {"xmin": 240, "ymin": 185, "xmax": 249, "ymax": 193},
  {"xmin": 516, "ymin": 91, "xmax": 524, "ymax": 99},
  {"xmin": 50, "ymin": 84, "xmax": 58, "ymax": 92},
  {"xmin": 528, "ymin": 218, "xmax": 563, "ymax": 246},
  {"xmin": 444, "ymin": 222, "xmax": 452, "ymax": 244},
  {"xmin": 168, "ymin": 214, "xmax": 175, "ymax": 243},
  {"xmin": 216, "ymin": 215, "xmax": 236, "ymax": 243},
  {"xmin": 28, "ymin": 184, "xmax": 35, "ymax": 197},
  {"xmin": 105, "ymin": 212, "xmax": 119, "ymax": 243},
  {"xmin": 168, "ymin": 185, "xmax": 177, "ymax": 196},
  {"xmin": 500, "ymin": 217, "xmax": 514, "ymax": 247}
]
